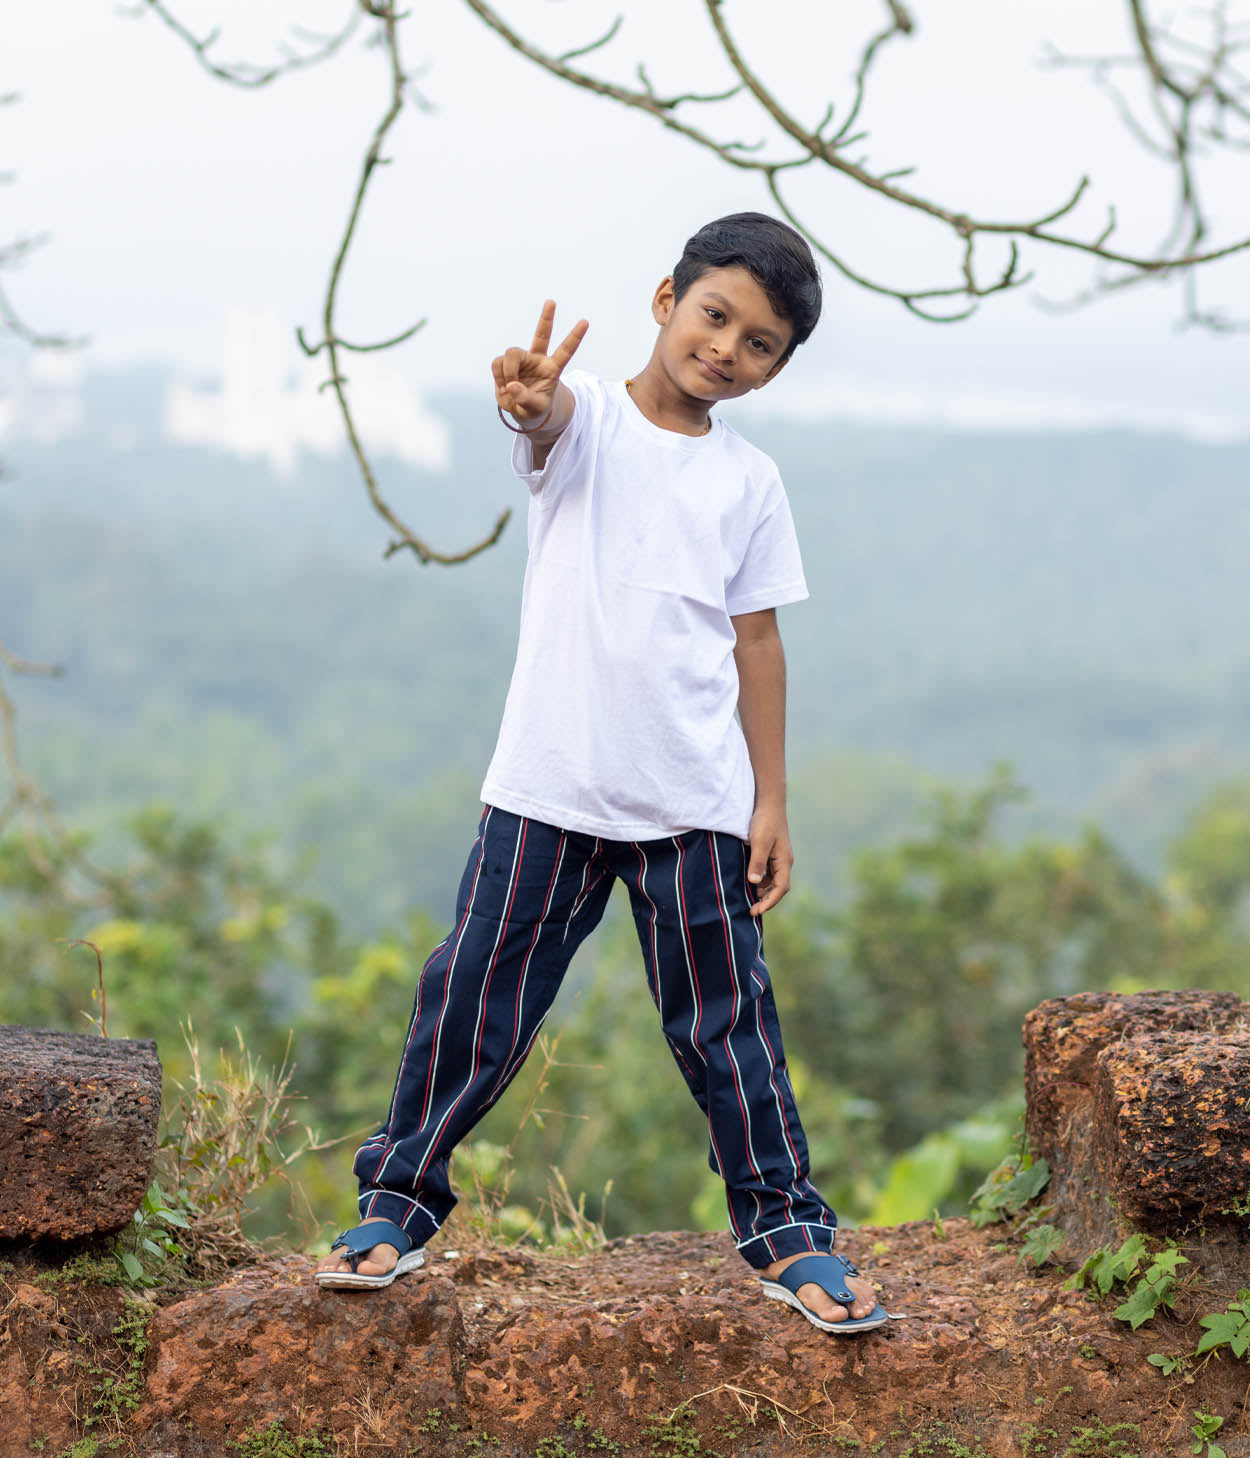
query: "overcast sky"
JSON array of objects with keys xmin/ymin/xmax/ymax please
[{"xmin": 6, "ymin": 0, "xmax": 1250, "ymax": 437}]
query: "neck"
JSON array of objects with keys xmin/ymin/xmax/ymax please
[{"xmin": 625, "ymin": 364, "xmax": 712, "ymax": 437}]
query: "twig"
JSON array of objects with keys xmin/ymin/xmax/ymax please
[
  {"xmin": 63, "ymin": 939, "xmax": 108, "ymax": 1037},
  {"xmin": 131, "ymin": 1, "xmax": 360, "ymax": 88},
  {"xmin": 309, "ymin": 2, "xmax": 510, "ymax": 564}
]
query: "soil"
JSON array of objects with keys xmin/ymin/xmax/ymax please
[{"xmin": 4, "ymin": 1214, "xmax": 1250, "ymax": 1458}]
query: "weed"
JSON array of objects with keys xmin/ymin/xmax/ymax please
[
  {"xmin": 83, "ymin": 1299, "xmax": 151, "ymax": 1432},
  {"xmin": 32, "ymin": 1252, "xmax": 129, "ymax": 1289},
  {"xmin": 1058, "ymin": 1418, "xmax": 1139, "ymax": 1456},
  {"xmin": 587, "ymin": 1430, "xmax": 621, "ymax": 1455},
  {"xmin": 159, "ymin": 1023, "xmax": 339, "ymax": 1283},
  {"xmin": 1018, "ymin": 1224, "xmax": 1064, "ymax": 1268},
  {"xmin": 229, "ymin": 1419, "xmax": 334, "ymax": 1457},
  {"xmin": 968, "ymin": 1138, "xmax": 1050, "ymax": 1228},
  {"xmin": 1190, "ymin": 1411, "xmax": 1227, "ymax": 1458},
  {"xmin": 1146, "ymin": 1350, "xmax": 1189, "ymax": 1377},
  {"xmin": 642, "ymin": 1407, "xmax": 714, "ymax": 1458},
  {"xmin": 1194, "ymin": 1290, "xmax": 1250, "ymax": 1360},
  {"xmin": 896, "ymin": 1421, "xmax": 990, "ymax": 1457},
  {"xmin": 453, "ymin": 1031, "xmax": 611, "ymax": 1252},
  {"xmin": 1065, "ymin": 1236, "xmax": 1187, "ymax": 1329},
  {"xmin": 1020, "ymin": 1424, "xmax": 1059, "ymax": 1457},
  {"xmin": 419, "ymin": 1409, "xmax": 443, "ymax": 1433},
  {"xmin": 1079, "ymin": 1344, "xmax": 1097, "ymax": 1359},
  {"xmin": 112, "ymin": 1179, "xmax": 193, "ymax": 1287},
  {"xmin": 534, "ymin": 1439, "xmax": 577, "ymax": 1458}
]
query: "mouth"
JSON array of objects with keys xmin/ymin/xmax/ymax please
[{"xmin": 694, "ymin": 357, "xmax": 731, "ymax": 383}]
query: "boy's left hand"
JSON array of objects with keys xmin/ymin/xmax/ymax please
[{"xmin": 746, "ymin": 808, "xmax": 793, "ymax": 916}]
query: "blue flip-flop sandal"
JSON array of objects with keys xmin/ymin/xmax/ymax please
[
  {"xmin": 759, "ymin": 1252, "xmax": 890, "ymax": 1334},
  {"xmin": 315, "ymin": 1219, "xmax": 425, "ymax": 1290}
]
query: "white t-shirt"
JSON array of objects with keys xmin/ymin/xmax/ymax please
[{"xmin": 480, "ymin": 370, "xmax": 808, "ymax": 842}]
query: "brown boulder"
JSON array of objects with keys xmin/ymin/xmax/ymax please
[
  {"xmin": 0, "ymin": 1024, "xmax": 161, "ymax": 1239},
  {"xmin": 1023, "ymin": 989, "xmax": 1250, "ymax": 1265},
  {"xmin": 7, "ymin": 1225, "xmax": 1250, "ymax": 1458},
  {"xmin": 137, "ymin": 1255, "xmax": 466, "ymax": 1453}
]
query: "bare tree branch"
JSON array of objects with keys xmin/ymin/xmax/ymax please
[
  {"xmin": 1043, "ymin": 0, "xmax": 1250, "ymax": 324},
  {"xmin": 461, "ymin": 0, "xmax": 1250, "ymax": 324},
  {"xmin": 129, "ymin": 1, "xmax": 360, "ymax": 88},
  {"xmin": 135, "ymin": 0, "xmax": 511, "ymax": 565},
  {"xmin": 296, "ymin": 1, "xmax": 510, "ymax": 564}
]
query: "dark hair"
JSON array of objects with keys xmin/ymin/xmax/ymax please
[{"xmin": 671, "ymin": 212, "xmax": 822, "ymax": 357}]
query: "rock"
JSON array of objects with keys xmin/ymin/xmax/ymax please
[
  {"xmin": 8, "ymin": 1225, "xmax": 1250, "ymax": 1458},
  {"xmin": 137, "ymin": 1256, "xmax": 467, "ymax": 1453},
  {"xmin": 0, "ymin": 1024, "xmax": 161, "ymax": 1239},
  {"xmin": 11, "ymin": 992, "xmax": 1250, "ymax": 1456},
  {"xmin": 1023, "ymin": 989, "xmax": 1250, "ymax": 1263}
]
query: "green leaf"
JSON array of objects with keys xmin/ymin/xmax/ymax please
[
  {"xmin": 157, "ymin": 1208, "xmax": 191, "ymax": 1228},
  {"xmin": 1195, "ymin": 1310, "xmax": 1250, "ymax": 1357},
  {"xmin": 1145, "ymin": 1247, "xmax": 1188, "ymax": 1281},
  {"xmin": 1114, "ymin": 1279, "xmax": 1169, "ymax": 1330},
  {"xmin": 120, "ymin": 1252, "xmax": 145, "ymax": 1284},
  {"xmin": 1018, "ymin": 1223, "xmax": 1064, "ymax": 1267}
]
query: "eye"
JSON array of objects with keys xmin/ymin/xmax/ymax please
[
  {"xmin": 749, "ymin": 337, "xmax": 771, "ymax": 354},
  {"xmin": 704, "ymin": 307, "xmax": 724, "ymax": 322}
]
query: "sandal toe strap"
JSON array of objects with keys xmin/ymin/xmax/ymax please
[
  {"xmin": 776, "ymin": 1253, "xmax": 858, "ymax": 1305},
  {"xmin": 329, "ymin": 1219, "xmax": 414, "ymax": 1271}
]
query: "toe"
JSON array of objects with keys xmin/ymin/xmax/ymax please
[
  {"xmin": 796, "ymin": 1273, "xmax": 877, "ymax": 1324},
  {"xmin": 314, "ymin": 1242, "xmax": 399, "ymax": 1278},
  {"xmin": 843, "ymin": 1275, "xmax": 879, "ymax": 1320},
  {"xmin": 796, "ymin": 1282, "xmax": 847, "ymax": 1324}
]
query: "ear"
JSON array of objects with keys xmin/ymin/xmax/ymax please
[
  {"xmin": 755, "ymin": 353, "xmax": 791, "ymax": 389},
  {"xmin": 651, "ymin": 275, "xmax": 676, "ymax": 327}
]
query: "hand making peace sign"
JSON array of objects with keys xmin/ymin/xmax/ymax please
[{"xmin": 492, "ymin": 300, "xmax": 589, "ymax": 429}]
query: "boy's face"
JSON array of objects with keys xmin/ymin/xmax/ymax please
[{"xmin": 650, "ymin": 265, "xmax": 795, "ymax": 403}]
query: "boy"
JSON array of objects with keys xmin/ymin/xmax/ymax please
[{"xmin": 315, "ymin": 213, "xmax": 887, "ymax": 1335}]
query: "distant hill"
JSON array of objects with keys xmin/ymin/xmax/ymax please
[{"xmin": 3, "ymin": 367, "xmax": 1248, "ymax": 925}]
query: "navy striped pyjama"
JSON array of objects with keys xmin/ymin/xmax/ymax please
[{"xmin": 352, "ymin": 806, "xmax": 838, "ymax": 1268}]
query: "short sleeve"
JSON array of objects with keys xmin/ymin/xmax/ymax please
[
  {"xmin": 510, "ymin": 369, "xmax": 601, "ymax": 503},
  {"xmin": 724, "ymin": 477, "xmax": 809, "ymax": 616}
]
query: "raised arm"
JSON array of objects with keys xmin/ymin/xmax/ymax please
[{"xmin": 492, "ymin": 300, "xmax": 588, "ymax": 471}]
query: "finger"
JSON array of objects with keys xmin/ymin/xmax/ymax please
[
  {"xmin": 491, "ymin": 355, "xmax": 507, "ymax": 393},
  {"xmin": 503, "ymin": 346, "xmax": 524, "ymax": 386},
  {"xmin": 530, "ymin": 299, "xmax": 556, "ymax": 356},
  {"xmin": 749, "ymin": 883, "xmax": 785, "ymax": 917},
  {"xmin": 549, "ymin": 317, "xmax": 589, "ymax": 373},
  {"xmin": 747, "ymin": 841, "xmax": 770, "ymax": 887}
]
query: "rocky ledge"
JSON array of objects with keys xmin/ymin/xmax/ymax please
[{"xmin": 4, "ymin": 990, "xmax": 1250, "ymax": 1457}]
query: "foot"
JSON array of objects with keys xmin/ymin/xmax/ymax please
[
  {"xmin": 761, "ymin": 1251, "xmax": 878, "ymax": 1325},
  {"xmin": 314, "ymin": 1216, "xmax": 399, "ymax": 1281}
]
